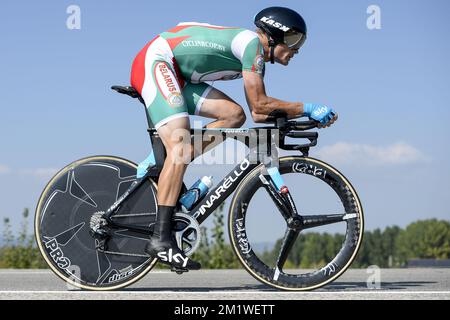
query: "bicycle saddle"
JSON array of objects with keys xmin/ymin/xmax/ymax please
[{"xmin": 111, "ymin": 85, "xmax": 142, "ymax": 99}]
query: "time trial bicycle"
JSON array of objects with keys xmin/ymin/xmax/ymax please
[{"xmin": 35, "ymin": 85, "xmax": 364, "ymax": 291}]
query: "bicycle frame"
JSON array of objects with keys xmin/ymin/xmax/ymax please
[
  {"xmin": 36, "ymin": 86, "xmax": 362, "ymax": 291},
  {"xmin": 101, "ymin": 118, "xmax": 318, "ymax": 235}
]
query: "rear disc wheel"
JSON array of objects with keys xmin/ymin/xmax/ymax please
[{"xmin": 35, "ymin": 155, "xmax": 158, "ymax": 290}]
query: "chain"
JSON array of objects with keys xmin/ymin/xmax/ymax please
[
  {"xmin": 97, "ymin": 249, "xmax": 151, "ymax": 258},
  {"xmin": 111, "ymin": 212, "xmax": 156, "ymax": 218}
]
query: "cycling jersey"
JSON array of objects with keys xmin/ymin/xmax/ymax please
[{"xmin": 130, "ymin": 22, "xmax": 265, "ymax": 129}]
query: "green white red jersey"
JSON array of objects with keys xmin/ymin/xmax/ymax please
[{"xmin": 130, "ymin": 22, "xmax": 265, "ymax": 129}]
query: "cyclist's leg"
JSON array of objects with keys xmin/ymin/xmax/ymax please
[
  {"xmin": 152, "ymin": 126, "xmax": 200, "ymax": 268},
  {"xmin": 184, "ymin": 82, "xmax": 246, "ymax": 158},
  {"xmin": 134, "ymin": 58, "xmax": 200, "ymax": 269},
  {"xmin": 141, "ymin": 60, "xmax": 191, "ymax": 205},
  {"xmin": 156, "ymin": 117, "xmax": 191, "ymax": 206}
]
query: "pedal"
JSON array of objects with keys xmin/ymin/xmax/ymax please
[{"xmin": 171, "ymin": 266, "xmax": 189, "ymax": 275}]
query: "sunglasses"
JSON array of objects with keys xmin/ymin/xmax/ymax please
[{"xmin": 284, "ymin": 31, "xmax": 306, "ymax": 49}]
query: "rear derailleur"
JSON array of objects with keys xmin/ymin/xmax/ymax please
[{"xmin": 89, "ymin": 211, "xmax": 111, "ymax": 250}]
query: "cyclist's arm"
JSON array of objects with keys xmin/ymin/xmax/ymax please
[{"xmin": 243, "ymin": 71, "xmax": 305, "ymax": 122}]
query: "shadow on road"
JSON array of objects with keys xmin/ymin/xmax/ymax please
[
  {"xmin": 124, "ymin": 284, "xmax": 274, "ymax": 292},
  {"xmin": 322, "ymin": 281, "xmax": 436, "ymax": 291},
  {"xmin": 123, "ymin": 281, "xmax": 437, "ymax": 292}
]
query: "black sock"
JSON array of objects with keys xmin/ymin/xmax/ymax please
[{"xmin": 153, "ymin": 205, "xmax": 175, "ymax": 242}]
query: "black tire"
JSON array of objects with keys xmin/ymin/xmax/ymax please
[
  {"xmin": 229, "ymin": 156, "xmax": 364, "ymax": 290},
  {"xmin": 35, "ymin": 156, "xmax": 158, "ymax": 290}
]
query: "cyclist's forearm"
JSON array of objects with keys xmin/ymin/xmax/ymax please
[{"xmin": 252, "ymin": 96, "xmax": 303, "ymax": 121}]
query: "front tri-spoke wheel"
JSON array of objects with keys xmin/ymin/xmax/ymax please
[
  {"xmin": 229, "ymin": 156, "xmax": 364, "ymax": 290},
  {"xmin": 275, "ymin": 228, "xmax": 299, "ymax": 272}
]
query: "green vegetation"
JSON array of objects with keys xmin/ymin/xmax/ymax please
[
  {"xmin": 0, "ymin": 209, "xmax": 47, "ymax": 268},
  {"xmin": 1, "ymin": 207, "xmax": 449, "ymax": 269},
  {"xmin": 191, "ymin": 202, "xmax": 240, "ymax": 269}
]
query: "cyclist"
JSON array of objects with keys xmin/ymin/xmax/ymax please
[{"xmin": 130, "ymin": 6, "xmax": 337, "ymax": 270}]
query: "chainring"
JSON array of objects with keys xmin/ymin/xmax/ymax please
[{"xmin": 172, "ymin": 212, "xmax": 201, "ymax": 256}]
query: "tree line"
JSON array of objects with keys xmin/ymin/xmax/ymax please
[{"xmin": 1, "ymin": 207, "xmax": 449, "ymax": 269}]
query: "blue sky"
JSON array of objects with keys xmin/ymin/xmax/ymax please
[{"xmin": 0, "ymin": 0, "xmax": 449, "ymax": 241}]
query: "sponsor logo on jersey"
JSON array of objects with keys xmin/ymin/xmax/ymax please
[
  {"xmin": 181, "ymin": 40, "xmax": 226, "ymax": 52},
  {"xmin": 260, "ymin": 17, "xmax": 290, "ymax": 32},
  {"xmin": 154, "ymin": 62, "xmax": 185, "ymax": 107},
  {"xmin": 168, "ymin": 92, "xmax": 184, "ymax": 107}
]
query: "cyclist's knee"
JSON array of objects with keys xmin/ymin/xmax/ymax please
[
  {"xmin": 171, "ymin": 143, "xmax": 193, "ymax": 165},
  {"xmin": 163, "ymin": 139, "xmax": 192, "ymax": 166},
  {"xmin": 226, "ymin": 107, "xmax": 246, "ymax": 128}
]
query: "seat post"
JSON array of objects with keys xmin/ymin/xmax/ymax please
[
  {"xmin": 140, "ymin": 102, "xmax": 154, "ymax": 130},
  {"xmin": 142, "ymin": 104, "xmax": 166, "ymax": 173},
  {"xmin": 149, "ymin": 135, "xmax": 166, "ymax": 170}
]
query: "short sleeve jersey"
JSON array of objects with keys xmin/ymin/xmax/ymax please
[{"xmin": 159, "ymin": 22, "xmax": 265, "ymax": 83}]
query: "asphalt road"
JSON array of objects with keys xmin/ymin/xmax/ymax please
[{"xmin": 0, "ymin": 269, "xmax": 449, "ymax": 300}]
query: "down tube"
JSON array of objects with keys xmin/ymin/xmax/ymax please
[{"xmin": 190, "ymin": 156, "xmax": 258, "ymax": 225}]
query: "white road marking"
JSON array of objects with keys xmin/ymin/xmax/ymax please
[{"xmin": 1, "ymin": 291, "xmax": 449, "ymax": 294}]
